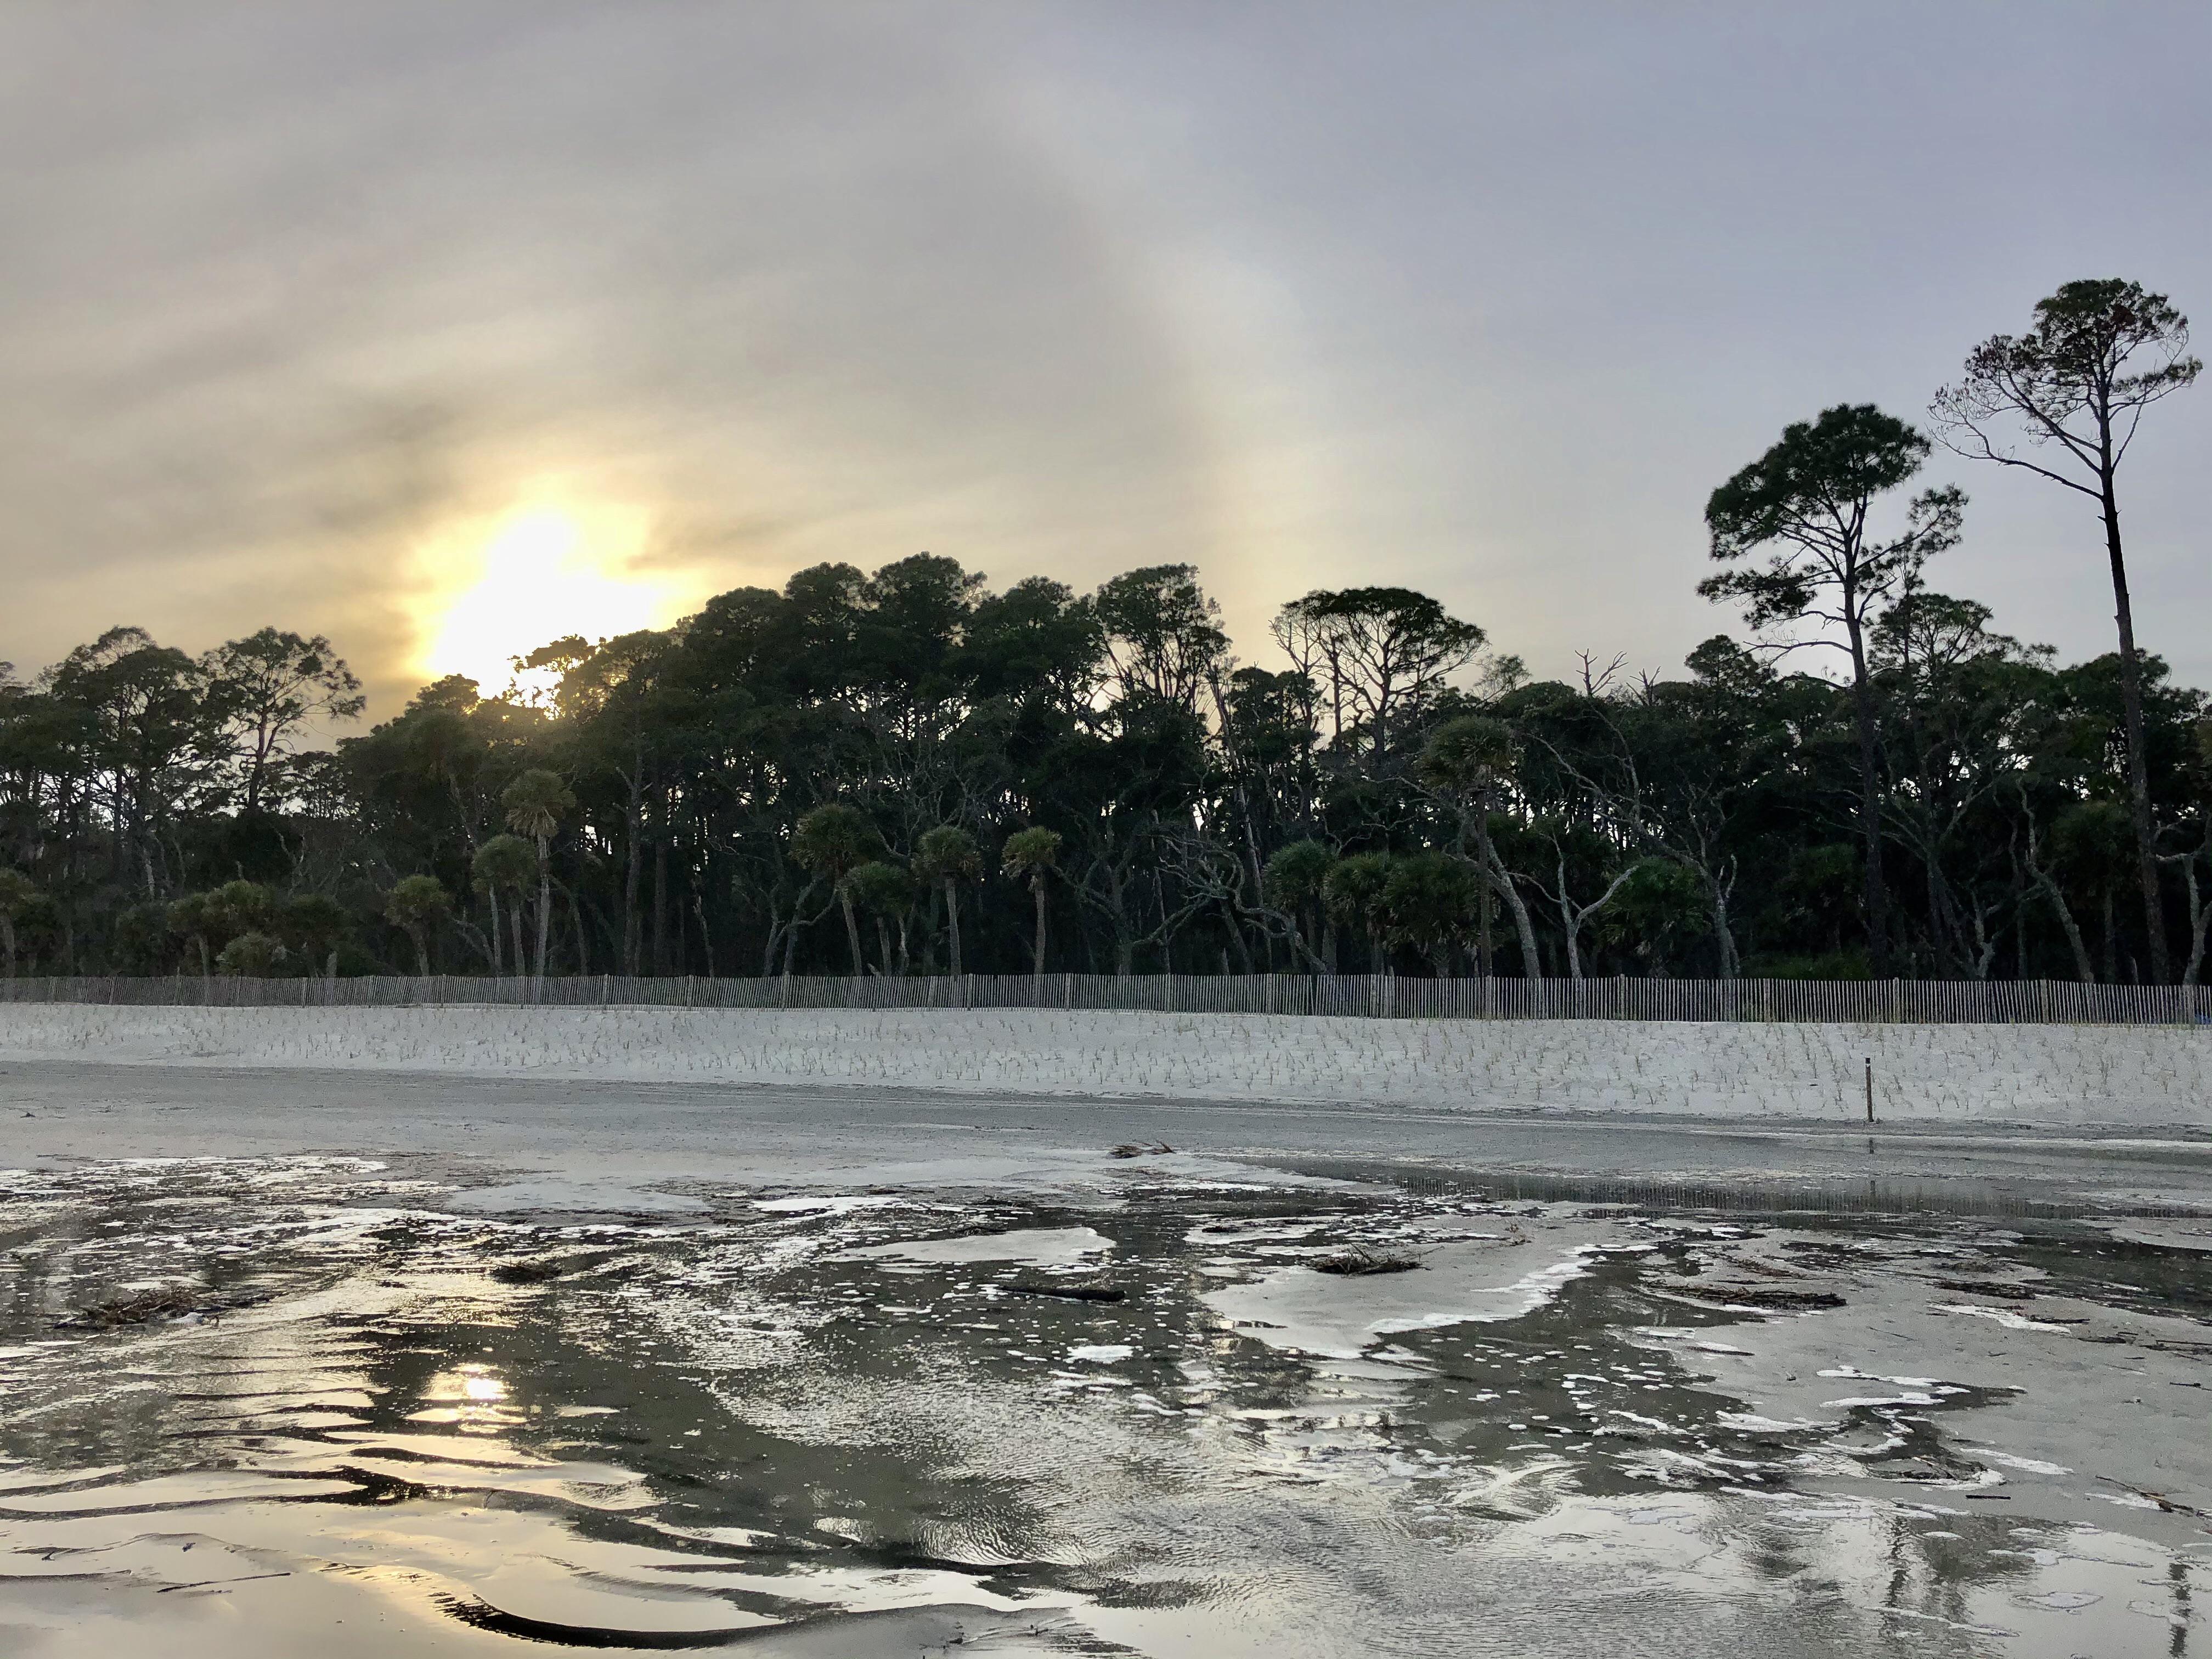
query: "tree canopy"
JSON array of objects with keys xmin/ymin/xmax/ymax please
[{"xmin": 2, "ymin": 280, "xmax": 2203, "ymax": 986}]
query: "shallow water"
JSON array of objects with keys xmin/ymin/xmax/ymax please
[{"xmin": 3, "ymin": 1154, "xmax": 2210, "ymax": 1656}]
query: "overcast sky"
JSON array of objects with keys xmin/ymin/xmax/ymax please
[{"xmin": 4, "ymin": 2, "xmax": 2206, "ymax": 718}]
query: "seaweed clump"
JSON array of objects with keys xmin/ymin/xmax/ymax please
[{"xmin": 1312, "ymin": 1249, "xmax": 1421, "ymax": 1277}]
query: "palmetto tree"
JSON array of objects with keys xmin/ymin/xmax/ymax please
[
  {"xmin": 1420, "ymin": 715, "xmax": 1544, "ymax": 978},
  {"xmin": 501, "ymin": 769, "xmax": 575, "ymax": 986},
  {"xmin": 911, "ymin": 825, "xmax": 982, "ymax": 975},
  {"xmin": 1379, "ymin": 850, "xmax": 1483, "ymax": 975},
  {"xmin": 791, "ymin": 803, "xmax": 879, "ymax": 975},
  {"xmin": 206, "ymin": 879, "xmax": 278, "ymax": 941},
  {"xmin": 844, "ymin": 860, "xmax": 914, "ymax": 975},
  {"xmin": 278, "ymin": 893, "xmax": 349, "ymax": 977},
  {"xmin": 1001, "ymin": 827, "xmax": 1062, "ymax": 981},
  {"xmin": 1322, "ymin": 851, "xmax": 1392, "ymax": 972},
  {"xmin": 384, "ymin": 874, "xmax": 451, "ymax": 976},
  {"xmin": 166, "ymin": 891, "xmax": 219, "ymax": 982},
  {"xmin": 1261, "ymin": 838, "xmax": 1338, "ymax": 970},
  {"xmin": 215, "ymin": 930, "xmax": 286, "ymax": 977},
  {"xmin": 472, "ymin": 834, "xmax": 537, "ymax": 976}
]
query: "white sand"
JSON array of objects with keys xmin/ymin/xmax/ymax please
[{"xmin": 1, "ymin": 1003, "xmax": 2207, "ymax": 1126}]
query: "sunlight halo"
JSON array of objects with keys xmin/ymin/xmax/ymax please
[{"xmin": 417, "ymin": 503, "xmax": 687, "ymax": 697}]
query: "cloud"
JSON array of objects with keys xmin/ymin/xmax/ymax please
[{"xmin": 1, "ymin": 3, "xmax": 2206, "ymax": 716}]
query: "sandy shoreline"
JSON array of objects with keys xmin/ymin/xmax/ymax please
[{"xmin": 3, "ymin": 1003, "xmax": 2207, "ymax": 1127}]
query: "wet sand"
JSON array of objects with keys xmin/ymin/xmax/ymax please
[{"xmin": 3, "ymin": 1059, "xmax": 2211, "ymax": 1655}]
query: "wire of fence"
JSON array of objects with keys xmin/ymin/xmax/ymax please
[{"xmin": 3, "ymin": 972, "xmax": 2208, "ymax": 1024}]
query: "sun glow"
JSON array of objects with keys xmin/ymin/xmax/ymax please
[{"xmin": 420, "ymin": 503, "xmax": 684, "ymax": 695}]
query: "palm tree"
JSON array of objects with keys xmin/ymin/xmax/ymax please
[
  {"xmin": 911, "ymin": 825, "xmax": 982, "ymax": 975},
  {"xmin": 1261, "ymin": 839, "xmax": 1338, "ymax": 970},
  {"xmin": 207, "ymin": 879, "xmax": 278, "ymax": 941},
  {"xmin": 1001, "ymin": 827, "xmax": 1062, "ymax": 980},
  {"xmin": 384, "ymin": 875, "xmax": 452, "ymax": 976},
  {"xmin": 1379, "ymin": 850, "xmax": 1483, "ymax": 975},
  {"xmin": 844, "ymin": 860, "xmax": 914, "ymax": 975},
  {"xmin": 279, "ymin": 893, "xmax": 350, "ymax": 979},
  {"xmin": 1420, "ymin": 715, "xmax": 1543, "ymax": 978},
  {"xmin": 1323, "ymin": 852, "xmax": 1392, "ymax": 972},
  {"xmin": 0, "ymin": 868, "xmax": 37, "ymax": 979},
  {"xmin": 216, "ymin": 931, "xmax": 286, "ymax": 977},
  {"xmin": 166, "ymin": 891, "xmax": 218, "ymax": 983},
  {"xmin": 501, "ymin": 769, "xmax": 576, "ymax": 987},
  {"xmin": 472, "ymin": 834, "xmax": 537, "ymax": 977},
  {"xmin": 791, "ymin": 803, "xmax": 878, "ymax": 975}
]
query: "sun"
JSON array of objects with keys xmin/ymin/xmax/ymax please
[{"xmin": 420, "ymin": 503, "xmax": 684, "ymax": 694}]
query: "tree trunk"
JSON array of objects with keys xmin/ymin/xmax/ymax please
[
  {"xmin": 534, "ymin": 834, "xmax": 551, "ymax": 990},
  {"xmin": 1223, "ymin": 903, "xmax": 1255, "ymax": 973},
  {"xmin": 692, "ymin": 888, "xmax": 717, "ymax": 979},
  {"xmin": 2102, "ymin": 473, "xmax": 2172, "ymax": 983},
  {"xmin": 1844, "ymin": 610, "xmax": 1891, "ymax": 975},
  {"xmin": 623, "ymin": 769, "xmax": 644, "ymax": 974},
  {"xmin": 1473, "ymin": 812, "xmax": 1541, "ymax": 978},
  {"xmin": 2176, "ymin": 851, "xmax": 2209, "ymax": 987},
  {"xmin": 651, "ymin": 798, "xmax": 670, "ymax": 976},
  {"xmin": 1554, "ymin": 849, "xmax": 1583, "ymax": 981},
  {"xmin": 944, "ymin": 877, "xmax": 963, "ymax": 976},
  {"xmin": 413, "ymin": 932, "xmax": 429, "ymax": 977},
  {"xmin": 839, "ymin": 886, "xmax": 865, "ymax": 976},
  {"xmin": 2041, "ymin": 879, "xmax": 2097, "ymax": 984},
  {"xmin": 509, "ymin": 899, "xmax": 526, "ymax": 983},
  {"xmin": 1707, "ymin": 872, "xmax": 1741, "ymax": 978},
  {"xmin": 874, "ymin": 916, "xmax": 893, "ymax": 977},
  {"xmin": 1, "ymin": 917, "xmax": 14, "ymax": 979},
  {"xmin": 486, "ymin": 886, "xmax": 504, "ymax": 975},
  {"xmin": 782, "ymin": 903, "xmax": 803, "ymax": 977},
  {"xmin": 1031, "ymin": 874, "xmax": 1048, "ymax": 979}
]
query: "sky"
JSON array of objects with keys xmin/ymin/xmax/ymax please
[{"xmin": 3, "ymin": 2, "xmax": 2207, "ymax": 722}]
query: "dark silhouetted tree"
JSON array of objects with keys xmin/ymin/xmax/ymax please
[
  {"xmin": 1934, "ymin": 279, "xmax": 2199, "ymax": 981},
  {"xmin": 1701, "ymin": 404, "xmax": 1963, "ymax": 974}
]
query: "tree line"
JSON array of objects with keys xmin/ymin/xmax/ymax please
[{"xmin": 1, "ymin": 279, "xmax": 2204, "ymax": 986}]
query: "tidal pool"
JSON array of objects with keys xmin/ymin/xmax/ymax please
[{"xmin": 2, "ymin": 1153, "xmax": 2209, "ymax": 1656}]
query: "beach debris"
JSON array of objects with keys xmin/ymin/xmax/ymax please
[
  {"xmin": 1109, "ymin": 1142, "xmax": 1174, "ymax": 1158},
  {"xmin": 1933, "ymin": 1279, "xmax": 2038, "ymax": 1300},
  {"xmin": 1005, "ymin": 1280, "xmax": 1126, "ymax": 1302},
  {"xmin": 60, "ymin": 1285, "xmax": 204, "ymax": 1329},
  {"xmin": 1669, "ymin": 1282, "xmax": 1844, "ymax": 1311},
  {"xmin": 1312, "ymin": 1248, "xmax": 1421, "ymax": 1277}
]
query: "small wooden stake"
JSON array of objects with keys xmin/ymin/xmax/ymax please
[{"xmin": 1864, "ymin": 1056, "xmax": 1875, "ymax": 1124}]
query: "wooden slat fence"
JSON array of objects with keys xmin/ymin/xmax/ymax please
[{"xmin": 2, "ymin": 973, "xmax": 2208, "ymax": 1025}]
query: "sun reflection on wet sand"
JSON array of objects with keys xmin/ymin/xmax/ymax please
[{"xmin": 0, "ymin": 1154, "xmax": 2205, "ymax": 1656}]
